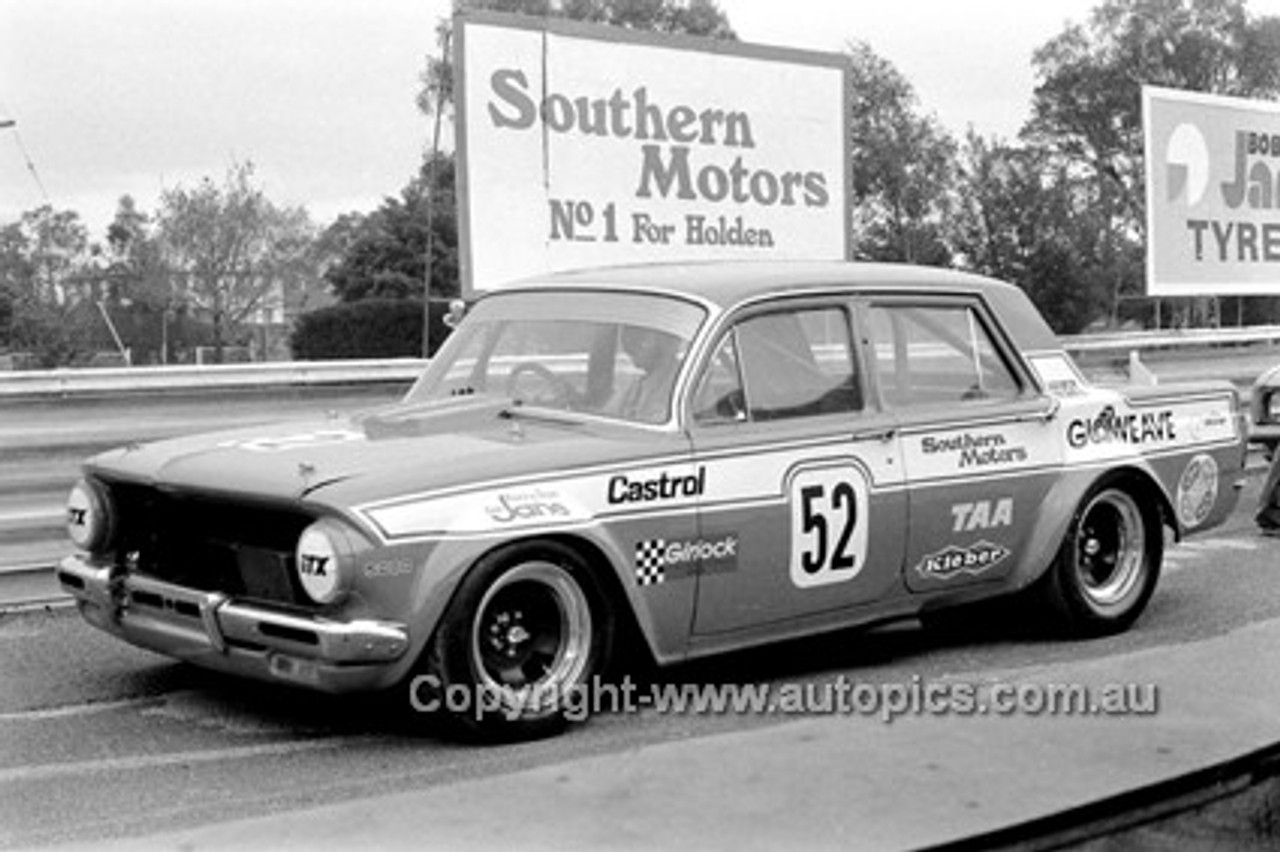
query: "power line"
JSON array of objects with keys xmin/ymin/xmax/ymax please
[{"xmin": 0, "ymin": 114, "xmax": 51, "ymax": 205}]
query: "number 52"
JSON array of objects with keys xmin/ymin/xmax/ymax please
[{"xmin": 789, "ymin": 464, "xmax": 869, "ymax": 588}]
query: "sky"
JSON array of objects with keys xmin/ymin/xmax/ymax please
[{"xmin": 3, "ymin": 0, "xmax": 1280, "ymax": 240}]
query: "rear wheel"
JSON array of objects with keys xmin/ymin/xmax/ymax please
[
  {"xmin": 417, "ymin": 540, "xmax": 614, "ymax": 739},
  {"xmin": 1039, "ymin": 483, "xmax": 1161, "ymax": 636}
]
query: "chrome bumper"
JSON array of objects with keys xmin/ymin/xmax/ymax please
[{"xmin": 57, "ymin": 554, "xmax": 410, "ymax": 693}]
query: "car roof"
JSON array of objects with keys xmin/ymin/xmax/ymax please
[
  {"xmin": 509, "ymin": 260, "xmax": 1007, "ymax": 306},
  {"xmin": 499, "ymin": 261, "xmax": 1063, "ymax": 352}
]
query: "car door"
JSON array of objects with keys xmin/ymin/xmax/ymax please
[
  {"xmin": 861, "ymin": 296, "xmax": 1060, "ymax": 593},
  {"xmin": 685, "ymin": 298, "xmax": 908, "ymax": 636}
]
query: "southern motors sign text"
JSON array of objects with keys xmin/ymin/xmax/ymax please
[{"xmin": 457, "ymin": 12, "xmax": 850, "ymax": 291}]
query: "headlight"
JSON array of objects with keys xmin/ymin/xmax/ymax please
[
  {"xmin": 295, "ymin": 519, "xmax": 360, "ymax": 605},
  {"xmin": 1267, "ymin": 391, "xmax": 1280, "ymax": 423},
  {"xmin": 66, "ymin": 478, "xmax": 113, "ymax": 552}
]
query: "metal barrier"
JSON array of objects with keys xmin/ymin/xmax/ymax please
[{"xmin": 0, "ymin": 358, "xmax": 428, "ymax": 399}]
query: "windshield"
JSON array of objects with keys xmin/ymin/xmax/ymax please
[{"xmin": 405, "ymin": 289, "xmax": 707, "ymax": 425}]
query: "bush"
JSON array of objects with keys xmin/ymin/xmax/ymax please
[{"xmin": 290, "ymin": 298, "xmax": 452, "ymax": 360}]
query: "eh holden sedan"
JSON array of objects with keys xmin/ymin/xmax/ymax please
[{"xmin": 58, "ymin": 262, "xmax": 1246, "ymax": 737}]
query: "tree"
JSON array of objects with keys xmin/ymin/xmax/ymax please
[
  {"xmin": 0, "ymin": 207, "xmax": 106, "ymax": 366},
  {"xmin": 951, "ymin": 133, "xmax": 1111, "ymax": 333},
  {"xmin": 1024, "ymin": 0, "xmax": 1280, "ymax": 326},
  {"xmin": 844, "ymin": 41, "xmax": 957, "ymax": 266},
  {"xmin": 155, "ymin": 162, "xmax": 319, "ymax": 362},
  {"xmin": 321, "ymin": 152, "xmax": 459, "ymax": 305}
]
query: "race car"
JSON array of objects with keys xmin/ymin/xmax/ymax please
[{"xmin": 58, "ymin": 261, "xmax": 1246, "ymax": 737}]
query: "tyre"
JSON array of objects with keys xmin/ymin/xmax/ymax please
[
  {"xmin": 418, "ymin": 540, "xmax": 614, "ymax": 739},
  {"xmin": 1039, "ymin": 483, "xmax": 1161, "ymax": 636}
]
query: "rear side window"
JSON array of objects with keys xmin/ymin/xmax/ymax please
[
  {"xmin": 693, "ymin": 306, "xmax": 861, "ymax": 424},
  {"xmin": 867, "ymin": 303, "xmax": 1021, "ymax": 409}
]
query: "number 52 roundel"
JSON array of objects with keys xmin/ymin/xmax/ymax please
[{"xmin": 789, "ymin": 463, "xmax": 871, "ymax": 588}]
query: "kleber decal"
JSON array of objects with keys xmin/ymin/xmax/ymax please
[
  {"xmin": 920, "ymin": 432, "xmax": 1028, "ymax": 468},
  {"xmin": 1176, "ymin": 453, "xmax": 1219, "ymax": 528},
  {"xmin": 1066, "ymin": 406, "xmax": 1176, "ymax": 449},
  {"xmin": 916, "ymin": 541, "xmax": 1011, "ymax": 580},
  {"xmin": 634, "ymin": 534, "xmax": 738, "ymax": 586},
  {"xmin": 950, "ymin": 498, "xmax": 1013, "ymax": 532},
  {"xmin": 608, "ymin": 466, "xmax": 706, "ymax": 505}
]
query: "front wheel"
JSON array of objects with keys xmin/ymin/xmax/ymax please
[
  {"xmin": 1038, "ymin": 484, "xmax": 1161, "ymax": 636},
  {"xmin": 417, "ymin": 540, "xmax": 614, "ymax": 739}
]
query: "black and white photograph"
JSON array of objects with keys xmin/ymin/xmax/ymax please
[{"xmin": 4, "ymin": 1, "xmax": 1280, "ymax": 849}]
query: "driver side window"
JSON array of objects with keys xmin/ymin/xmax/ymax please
[{"xmin": 693, "ymin": 306, "xmax": 861, "ymax": 425}]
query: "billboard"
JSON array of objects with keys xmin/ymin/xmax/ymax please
[
  {"xmin": 456, "ymin": 12, "xmax": 850, "ymax": 292},
  {"xmin": 1144, "ymin": 86, "xmax": 1280, "ymax": 296}
]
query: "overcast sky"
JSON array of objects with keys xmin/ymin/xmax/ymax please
[{"xmin": 3, "ymin": 0, "xmax": 1279, "ymax": 240}]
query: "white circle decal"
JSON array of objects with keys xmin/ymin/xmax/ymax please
[{"xmin": 1176, "ymin": 453, "xmax": 1218, "ymax": 529}]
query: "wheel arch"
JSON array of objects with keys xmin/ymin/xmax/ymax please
[
  {"xmin": 1013, "ymin": 464, "xmax": 1173, "ymax": 592},
  {"xmin": 417, "ymin": 530, "xmax": 662, "ymax": 674}
]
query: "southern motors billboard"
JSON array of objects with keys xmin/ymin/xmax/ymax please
[
  {"xmin": 1144, "ymin": 86, "xmax": 1280, "ymax": 296},
  {"xmin": 456, "ymin": 12, "xmax": 850, "ymax": 292}
]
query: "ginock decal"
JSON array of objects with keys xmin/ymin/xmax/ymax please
[{"xmin": 633, "ymin": 534, "xmax": 738, "ymax": 586}]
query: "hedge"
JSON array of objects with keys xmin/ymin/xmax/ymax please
[{"xmin": 290, "ymin": 298, "xmax": 451, "ymax": 360}]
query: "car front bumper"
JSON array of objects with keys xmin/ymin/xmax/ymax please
[{"xmin": 57, "ymin": 554, "xmax": 411, "ymax": 693}]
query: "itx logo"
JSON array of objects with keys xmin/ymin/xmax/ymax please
[{"xmin": 1165, "ymin": 122, "xmax": 1210, "ymax": 206}]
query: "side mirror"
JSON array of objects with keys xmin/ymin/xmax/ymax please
[{"xmin": 444, "ymin": 299, "xmax": 467, "ymax": 329}]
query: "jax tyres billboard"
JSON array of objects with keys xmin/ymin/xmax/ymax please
[
  {"xmin": 456, "ymin": 11, "xmax": 851, "ymax": 292},
  {"xmin": 1144, "ymin": 86, "xmax": 1280, "ymax": 296}
]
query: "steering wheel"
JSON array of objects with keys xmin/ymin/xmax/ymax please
[{"xmin": 505, "ymin": 362, "xmax": 575, "ymax": 408}]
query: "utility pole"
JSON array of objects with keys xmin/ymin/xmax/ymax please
[{"xmin": 422, "ymin": 25, "xmax": 451, "ymax": 359}]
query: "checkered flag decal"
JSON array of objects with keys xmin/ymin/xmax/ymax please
[{"xmin": 634, "ymin": 539, "xmax": 667, "ymax": 586}]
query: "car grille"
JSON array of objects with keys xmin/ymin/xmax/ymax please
[{"xmin": 101, "ymin": 479, "xmax": 314, "ymax": 607}]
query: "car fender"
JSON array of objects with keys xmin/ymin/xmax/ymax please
[
  {"xmin": 1006, "ymin": 461, "xmax": 1174, "ymax": 593},
  {"xmin": 369, "ymin": 508, "xmax": 682, "ymax": 679}
]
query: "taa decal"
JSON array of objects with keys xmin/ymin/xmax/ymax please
[
  {"xmin": 951, "ymin": 498, "xmax": 1013, "ymax": 532},
  {"xmin": 916, "ymin": 541, "xmax": 1010, "ymax": 580},
  {"xmin": 634, "ymin": 535, "xmax": 737, "ymax": 586},
  {"xmin": 788, "ymin": 464, "xmax": 870, "ymax": 588}
]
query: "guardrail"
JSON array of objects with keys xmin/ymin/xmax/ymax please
[
  {"xmin": 1066, "ymin": 324, "xmax": 1280, "ymax": 351},
  {"xmin": 0, "ymin": 358, "xmax": 428, "ymax": 398},
  {"xmin": 2, "ymin": 326, "xmax": 1280, "ymax": 398}
]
